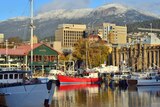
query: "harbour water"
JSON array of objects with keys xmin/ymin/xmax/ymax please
[
  {"xmin": 0, "ymin": 84, "xmax": 160, "ymax": 107},
  {"xmin": 51, "ymin": 84, "xmax": 160, "ymax": 107}
]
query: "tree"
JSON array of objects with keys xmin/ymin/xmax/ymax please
[
  {"xmin": 8, "ymin": 36, "xmax": 22, "ymax": 44},
  {"xmin": 108, "ymin": 31, "xmax": 115, "ymax": 44},
  {"xmin": 72, "ymin": 38, "xmax": 110, "ymax": 68}
]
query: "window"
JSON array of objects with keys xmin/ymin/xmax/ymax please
[
  {"xmin": 19, "ymin": 74, "xmax": 23, "ymax": 79},
  {"xmin": 4, "ymin": 74, "xmax": 8, "ymax": 79},
  {"xmin": 15, "ymin": 74, "xmax": 18, "ymax": 79},
  {"xmin": 9, "ymin": 74, "xmax": 13, "ymax": 79},
  {"xmin": 0, "ymin": 74, "xmax": 3, "ymax": 79}
]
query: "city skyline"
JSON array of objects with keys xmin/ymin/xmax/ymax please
[{"xmin": 0, "ymin": 0, "xmax": 160, "ymax": 21}]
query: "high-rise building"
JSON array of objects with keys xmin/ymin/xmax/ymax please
[
  {"xmin": 98, "ymin": 23, "xmax": 127, "ymax": 44},
  {"xmin": 55, "ymin": 24, "xmax": 86, "ymax": 50},
  {"xmin": 0, "ymin": 33, "xmax": 4, "ymax": 43}
]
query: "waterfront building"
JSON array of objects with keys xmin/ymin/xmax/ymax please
[
  {"xmin": 55, "ymin": 24, "xmax": 86, "ymax": 50},
  {"xmin": 112, "ymin": 33, "xmax": 160, "ymax": 71},
  {"xmin": 0, "ymin": 43, "xmax": 59, "ymax": 72},
  {"xmin": 127, "ymin": 32, "xmax": 160, "ymax": 44}
]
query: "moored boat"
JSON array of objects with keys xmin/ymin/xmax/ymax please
[
  {"xmin": 127, "ymin": 72, "xmax": 160, "ymax": 86},
  {"xmin": 0, "ymin": 69, "xmax": 56, "ymax": 107},
  {"xmin": 57, "ymin": 72, "xmax": 101, "ymax": 85},
  {"xmin": 127, "ymin": 79, "xmax": 160, "ymax": 86}
]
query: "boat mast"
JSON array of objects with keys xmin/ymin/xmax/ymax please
[
  {"xmin": 30, "ymin": 0, "xmax": 34, "ymax": 75},
  {"xmin": 86, "ymin": 41, "xmax": 88, "ymax": 69}
]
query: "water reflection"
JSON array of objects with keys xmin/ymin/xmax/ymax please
[{"xmin": 52, "ymin": 84, "xmax": 160, "ymax": 107}]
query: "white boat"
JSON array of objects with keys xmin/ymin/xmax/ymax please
[
  {"xmin": 0, "ymin": 70, "xmax": 55, "ymax": 107},
  {"xmin": 127, "ymin": 72, "xmax": 160, "ymax": 86},
  {"xmin": 112, "ymin": 71, "xmax": 131, "ymax": 80}
]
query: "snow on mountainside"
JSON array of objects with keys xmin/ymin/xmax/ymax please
[
  {"xmin": 0, "ymin": 3, "xmax": 159, "ymax": 39},
  {"xmin": 8, "ymin": 17, "xmax": 28, "ymax": 21},
  {"xmin": 34, "ymin": 3, "xmax": 159, "ymax": 20},
  {"xmin": 35, "ymin": 8, "xmax": 93, "ymax": 20},
  {"xmin": 93, "ymin": 3, "xmax": 159, "ymax": 18},
  {"xmin": 95, "ymin": 3, "xmax": 129, "ymax": 13}
]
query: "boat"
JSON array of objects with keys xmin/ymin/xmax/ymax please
[
  {"xmin": 0, "ymin": 69, "xmax": 55, "ymax": 107},
  {"xmin": 112, "ymin": 71, "xmax": 131, "ymax": 80},
  {"xmin": 38, "ymin": 69, "xmax": 65, "ymax": 86},
  {"xmin": 127, "ymin": 78, "xmax": 160, "ymax": 86},
  {"xmin": 57, "ymin": 72, "xmax": 101, "ymax": 85},
  {"xmin": 0, "ymin": 0, "xmax": 56, "ymax": 106},
  {"xmin": 47, "ymin": 69, "xmax": 66, "ymax": 80},
  {"xmin": 127, "ymin": 71, "xmax": 160, "ymax": 86}
]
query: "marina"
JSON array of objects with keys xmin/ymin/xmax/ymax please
[{"xmin": 0, "ymin": 0, "xmax": 160, "ymax": 107}]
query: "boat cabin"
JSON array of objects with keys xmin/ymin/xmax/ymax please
[
  {"xmin": 0, "ymin": 71, "xmax": 30, "ymax": 84},
  {"xmin": 83, "ymin": 72, "xmax": 99, "ymax": 78},
  {"xmin": 132, "ymin": 72, "xmax": 158, "ymax": 79},
  {"xmin": 112, "ymin": 72, "xmax": 131, "ymax": 80}
]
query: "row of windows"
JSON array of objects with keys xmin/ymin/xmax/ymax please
[
  {"xmin": 64, "ymin": 35, "xmax": 82, "ymax": 38},
  {"xmin": 28, "ymin": 55, "xmax": 57, "ymax": 62},
  {"xmin": 64, "ymin": 31, "xmax": 83, "ymax": 33},
  {"xmin": 0, "ymin": 73, "xmax": 23, "ymax": 79},
  {"xmin": 64, "ymin": 33, "xmax": 83, "ymax": 36},
  {"xmin": 64, "ymin": 40, "xmax": 78, "ymax": 43},
  {"xmin": 64, "ymin": 38, "xmax": 79, "ymax": 41},
  {"xmin": 64, "ymin": 38, "xmax": 81, "ymax": 41},
  {"xmin": 64, "ymin": 43, "xmax": 75, "ymax": 47}
]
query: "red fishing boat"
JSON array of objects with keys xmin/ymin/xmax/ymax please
[{"xmin": 57, "ymin": 72, "xmax": 101, "ymax": 84}]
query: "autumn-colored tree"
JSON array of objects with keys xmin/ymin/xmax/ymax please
[
  {"xmin": 72, "ymin": 38, "xmax": 110, "ymax": 68},
  {"xmin": 108, "ymin": 31, "xmax": 115, "ymax": 44},
  {"xmin": 59, "ymin": 53, "xmax": 73, "ymax": 62},
  {"xmin": 8, "ymin": 36, "xmax": 22, "ymax": 44}
]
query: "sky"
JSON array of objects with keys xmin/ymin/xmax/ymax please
[{"xmin": 0, "ymin": 0, "xmax": 160, "ymax": 21}]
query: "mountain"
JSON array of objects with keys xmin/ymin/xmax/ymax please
[
  {"xmin": 0, "ymin": 3, "xmax": 159, "ymax": 40},
  {"xmin": 127, "ymin": 19, "xmax": 160, "ymax": 33}
]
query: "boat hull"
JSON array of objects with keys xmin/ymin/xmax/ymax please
[
  {"xmin": 57, "ymin": 75, "xmax": 101, "ymax": 85},
  {"xmin": 0, "ymin": 81, "xmax": 56, "ymax": 107},
  {"xmin": 127, "ymin": 79, "xmax": 160, "ymax": 86}
]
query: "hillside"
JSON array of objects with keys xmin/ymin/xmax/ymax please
[
  {"xmin": 0, "ymin": 3, "xmax": 159, "ymax": 40},
  {"xmin": 127, "ymin": 19, "xmax": 160, "ymax": 33}
]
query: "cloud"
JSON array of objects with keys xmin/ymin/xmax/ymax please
[
  {"xmin": 139, "ymin": 1, "xmax": 160, "ymax": 14},
  {"xmin": 38, "ymin": 0, "xmax": 160, "ymax": 15},
  {"xmin": 110, "ymin": 0, "xmax": 160, "ymax": 14},
  {"xmin": 38, "ymin": 0, "xmax": 91, "ymax": 13}
]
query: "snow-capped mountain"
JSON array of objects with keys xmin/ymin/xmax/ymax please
[
  {"xmin": 94, "ymin": 3, "xmax": 129, "ymax": 13},
  {"xmin": 0, "ymin": 3, "xmax": 159, "ymax": 40},
  {"xmin": 35, "ymin": 8, "xmax": 93, "ymax": 20}
]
